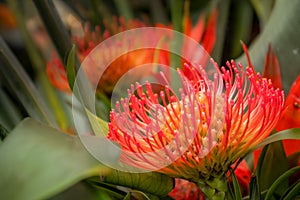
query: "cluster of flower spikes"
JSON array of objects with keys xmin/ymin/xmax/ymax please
[{"xmin": 107, "ymin": 59, "xmax": 284, "ymax": 198}]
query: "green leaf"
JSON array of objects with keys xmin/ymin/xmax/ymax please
[
  {"xmin": 256, "ymin": 141, "xmax": 289, "ymax": 196},
  {"xmin": 0, "ymin": 123, "xmax": 8, "ymax": 142},
  {"xmin": 229, "ymin": 168, "xmax": 242, "ymax": 200},
  {"xmin": 210, "ymin": 0, "xmax": 230, "ymax": 63},
  {"xmin": 170, "ymin": 0, "xmax": 183, "ymax": 33},
  {"xmin": 0, "ymin": 37, "xmax": 57, "ymax": 127},
  {"xmin": 32, "ymin": 0, "xmax": 73, "ymax": 68},
  {"xmin": 150, "ymin": 0, "xmax": 168, "ymax": 24},
  {"xmin": 66, "ymin": 44, "xmax": 76, "ymax": 90},
  {"xmin": 256, "ymin": 128, "xmax": 300, "ymax": 149},
  {"xmin": 249, "ymin": 176, "xmax": 260, "ymax": 200},
  {"xmin": 237, "ymin": 0, "xmax": 300, "ymax": 92},
  {"xmin": 287, "ymin": 151, "xmax": 300, "ymax": 168},
  {"xmin": 281, "ymin": 180, "xmax": 300, "ymax": 200},
  {"xmin": 113, "ymin": 0, "xmax": 133, "ymax": 21},
  {"xmin": 123, "ymin": 192, "xmax": 131, "ymax": 200},
  {"xmin": 87, "ymin": 178, "xmax": 127, "ymax": 199},
  {"xmin": 250, "ymin": 0, "xmax": 275, "ymax": 28},
  {"xmin": 265, "ymin": 166, "xmax": 300, "ymax": 200},
  {"xmin": 0, "ymin": 89, "xmax": 22, "ymax": 130},
  {"xmin": 0, "ymin": 118, "xmax": 112, "ymax": 200},
  {"xmin": 228, "ymin": 0, "xmax": 254, "ymax": 58},
  {"xmin": 50, "ymin": 181, "xmax": 112, "ymax": 200},
  {"xmin": 170, "ymin": 0, "xmax": 183, "ymax": 70},
  {"xmin": 7, "ymin": 0, "xmax": 70, "ymax": 131},
  {"xmin": 94, "ymin": 169, "xmax": 174, "ymax": 197},
  {"xmin": 85, "ymin": 108, "xmax": 109, "ymax": 136}
]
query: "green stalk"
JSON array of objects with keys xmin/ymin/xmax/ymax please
[
  {"xmin": 8, "ymin": 0, "xmax": 69, "ymax": 131},
  {"xmin": 32, "ymin": 0, "xmax": 74, "ymax": 69},
  {"xmin": 90, "ymin": 0, "xmax": 113, "ymax": 26},
  {"xmin": 210, "ymin": 0, "xmax": 230, "ymax": 63},
  {"xmin": 169, "ymin": 0, "xmax": 183, "ymax": 76},
  {"xmin": 113, "ymin": 0, "xmax": 133, "ymax": 21},
  {"xmin": 150, "ymin": 0, "xmax": 168, "ymax": 24},
  {"xmin": 170, "ymin": 0, "xmax": 183, "ymax": 33}
]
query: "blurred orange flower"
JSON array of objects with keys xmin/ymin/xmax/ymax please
[{"xmin": 46, "ymin": 11, "xmax": 217, "ymax": 94}]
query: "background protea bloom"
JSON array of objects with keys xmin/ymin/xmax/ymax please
[
  {"xmin": 107, "ymin": 60, "xmax": 284, "ymax": 199},
  {"xmin": 46, "ymin": 18, "xmax": 150, "ymax": 94},
  {"xmin": 46, "ymin": 11, "xmax": 216, "ymax": 94}
]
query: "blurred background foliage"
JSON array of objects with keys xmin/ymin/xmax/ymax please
[{"xmin": 0, "ymin": 0, "xmax": 300, "ymax": 199}]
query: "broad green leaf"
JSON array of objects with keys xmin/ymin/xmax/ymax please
[
  {"xmin": 256, "ymin": 128, "xmax": 300, "ymax": 149},
  {"xmin": 0, "ymin": 37, "xmax": 56, "ymax": 127},
  {"xmin": 66, "ymin": 44, "xmax": 76, "ymax": 90},
  {"xmin": 250, "ymin": 0, "xmax": 275, "ymax": 28},
  {"xmin": 94, "ymin": 169, "xmax": 174, "ymax": 197},
  {"xmin": 229, "ymin": 168, "xmax": 242, "ymax": 200},
  {"xmin": 0, "ymin": 118, "xmax": 112, "ymax": 200},
  {"xmin": 237, "ymin": 0, "xmax": 300, "ymax": 92},
  {"xmin": 265, "ymin": 166, "xmax": 300, "ymax": 200},
  {"xmin": 256, "ymin": 141, "xmax": 288, "ymax": 195}
]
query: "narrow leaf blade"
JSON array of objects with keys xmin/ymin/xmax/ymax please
[
  {"xmin": 256, "ymin": 128, "xmax": 300, "ymax": 149},
  {"xmin": 0, "ymin": 37, "xmax": 56, "ymax": 126},
  {"xmin": 66, "ymin": 44, "xmax": 76, "ymax": 90},
  {"xmin": 256, "ymin": 142, "xmax": 289, "ymax": 196},
  {"xmin": 265, "ymin": 166, "xmax": 300, "ymax": 200},
  {"xmin": 229, "ymin": 168, "xmax": 243, "ymax": 200},
  {"xmin": 249, "ymin": 176, "xmax": 260, "ymax": 200}
]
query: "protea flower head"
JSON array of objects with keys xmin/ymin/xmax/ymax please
[{"xmin": 107, "ymin": 60, "xmax": 284, "ymax": 198}]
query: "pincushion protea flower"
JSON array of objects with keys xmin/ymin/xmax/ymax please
[{"xmin": 107, "ymin": 60, "xmax": 284, "ymax": 199}]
